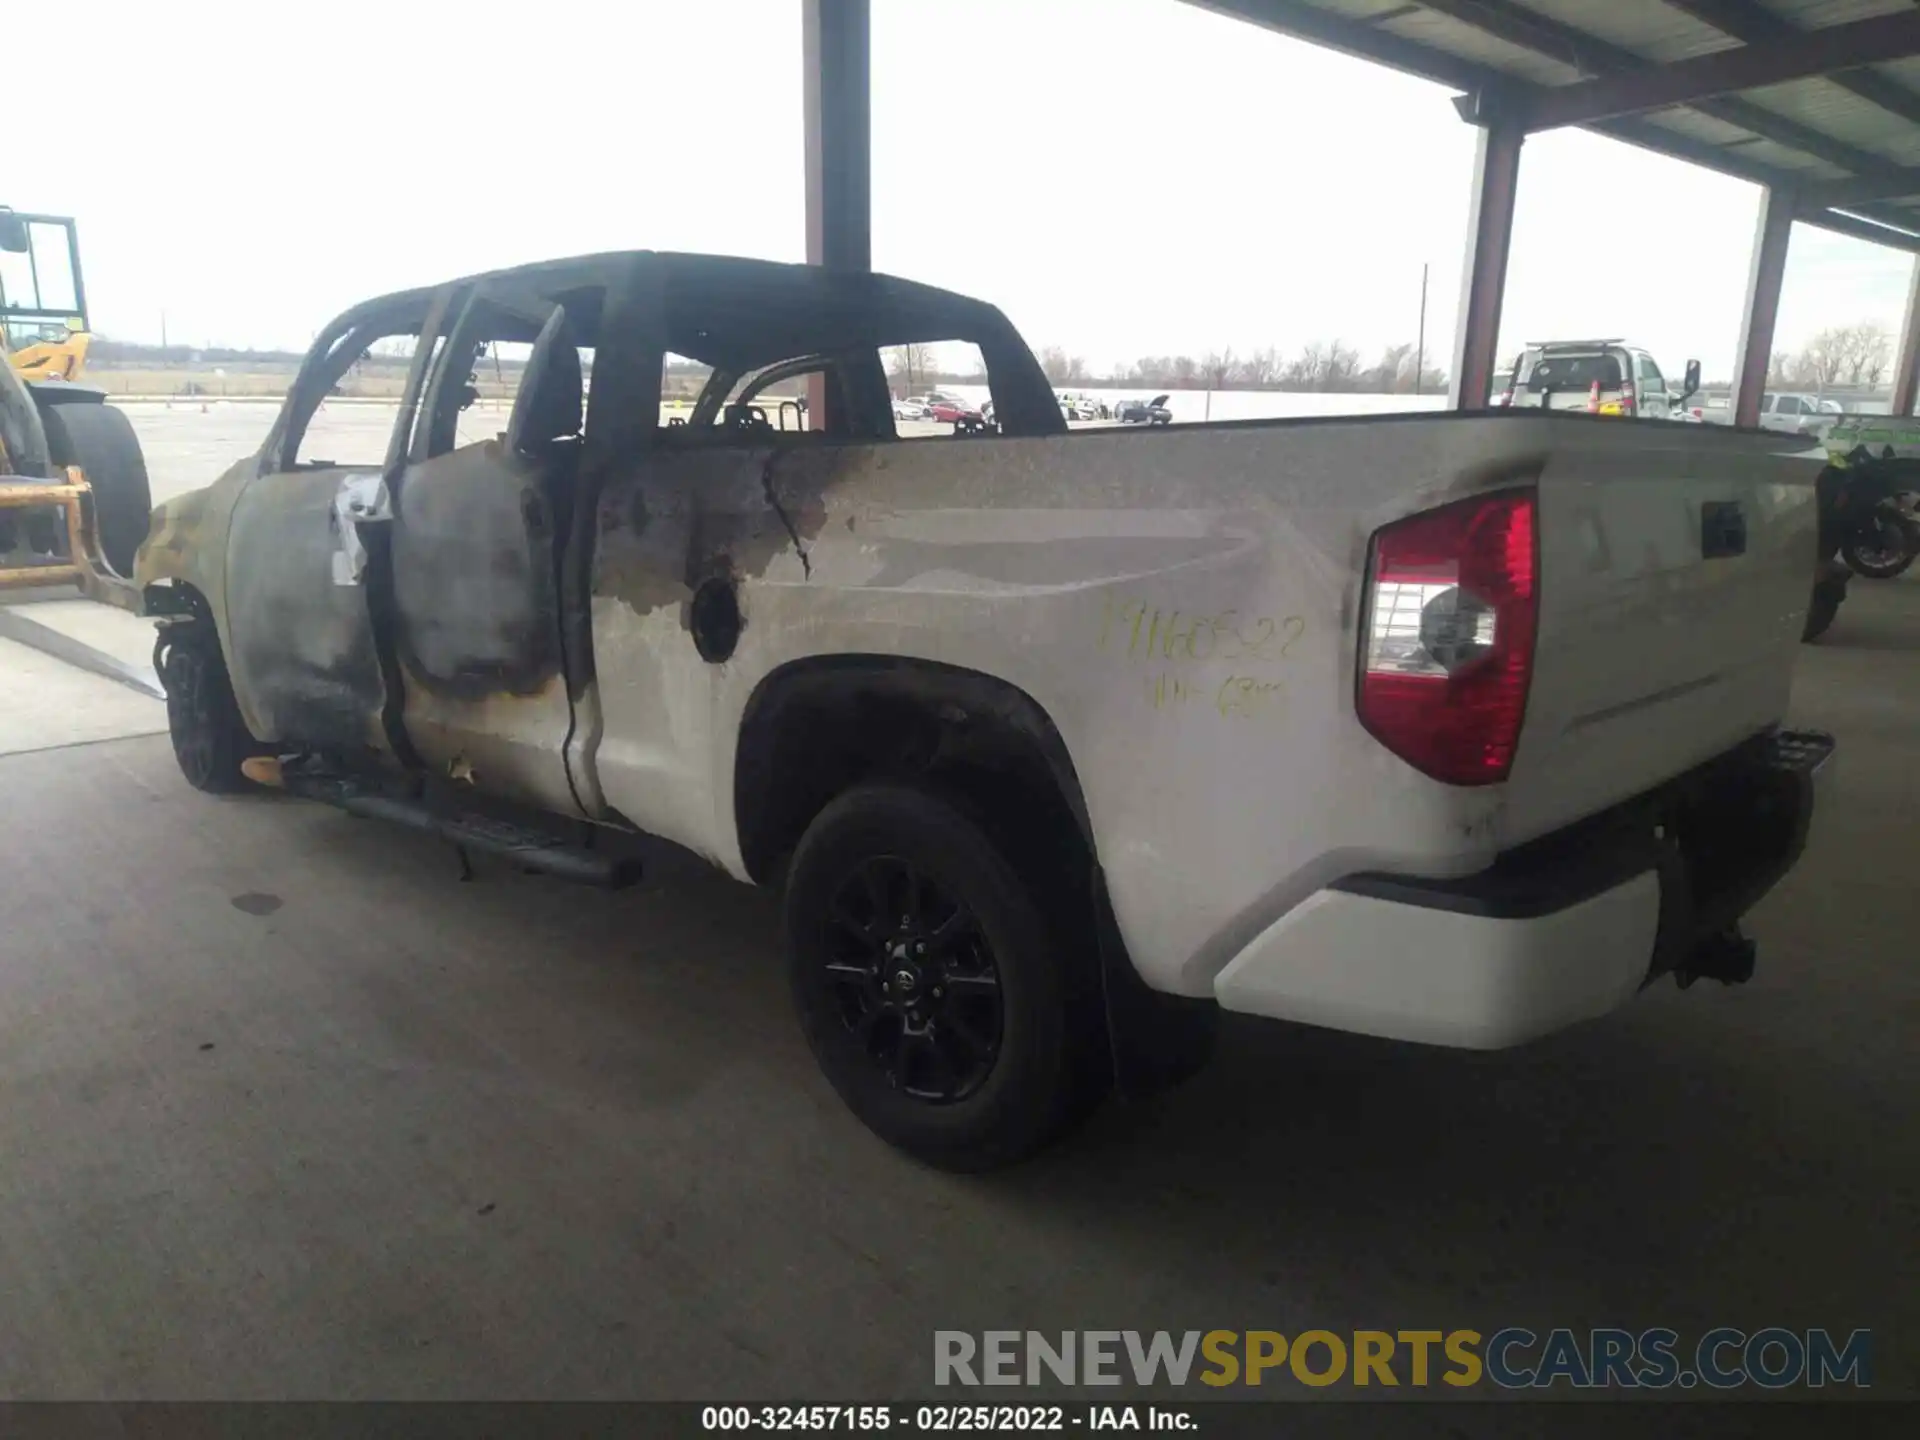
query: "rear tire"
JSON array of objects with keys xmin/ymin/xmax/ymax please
[
  {"xmin": 785, "ymin": 782, "xmax": 1106, "ymax": 1171},
  {"xmin": 157, "ymin": 625, "xmax": 256, "ymax": 792},
  {"xmin": 1840, "ymin": 509, "xmax": 1919, "ymax": 580},
  {"xmin": 38, "ymin": 400, "xmax": 153, "ymax": 578}
]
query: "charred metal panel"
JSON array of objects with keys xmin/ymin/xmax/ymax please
[
  {"xmin": 131, "ymin": 461, "xmax": 254, "ymax": 673},
  {"xmin": 389, "ymin": 439, "xmax": 588, "ymax": 814},
  {"xmin": 223, "ymin": 466, "xmax": 389, "ymax": 755},
  {"xmin": 392, "ymin": 441, "xmax": 561, "ymax": 698}
]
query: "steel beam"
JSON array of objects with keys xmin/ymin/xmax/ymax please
[
  {"xmin": 1893, "ymin": 258, "xmax": 1920, "ymax": 417},
  {"xmin": 1802, "ymin": 171, "xmax": 1920, "ymax": 210},
  {"xmin": 1449, "ymin": 125, "xmax": 1524, "ymax": 410},
  {"xmin": 1509, "ymin": 11, "xmax": 1920, "ymax": 132},
  {"xmin": 1182, "ymin": 0, "xmax": 1500, "ymax": 93},
  {"xmin": 1190, "ymin": 2, "xmax": 1920, "ymax": 224},
  {"xmin": 1794, "ymin": 204, "xmax": 1920, "ymax": 256},
  {"xmin": 801, "ymin": 0, "xmax": 870, "ymax": 429},
  {"xmin": 1732, "ymin": 188, "xmax": 1794, "ymax": 429},
  {"xmin": 1665, "ymin": 0, "xmax": 1920, "ymax": 133},
  {"xmin": 1424, "ymin": 0, "xmax": 1920, "ymax": 202}
]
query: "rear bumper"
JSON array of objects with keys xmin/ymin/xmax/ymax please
[{"xmin": 1213, "ymin": 729, "xmax": 1834, "ymax": 1049}]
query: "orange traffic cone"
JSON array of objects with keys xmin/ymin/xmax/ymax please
[{"xmin": 1587, "ymin": 379, "xmax": 1601, "ymax": 413}]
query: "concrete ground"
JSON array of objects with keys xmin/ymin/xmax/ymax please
[{"xmin": 0, "ymin": 580, "xmax": 1913, "ymax": 1404}]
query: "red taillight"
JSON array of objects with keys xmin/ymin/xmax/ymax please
[
  {"xmin": 1356, "ymin": 489, "xmax": 1538, "ymax": 786},
  {"xmin": 1620, "ymin": 380, "xmax": 1636, "ymax": 415}
]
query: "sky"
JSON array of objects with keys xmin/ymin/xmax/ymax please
[{"xmin": 7, "ymin": 0, "xmax": 1915, "ymax": 381}]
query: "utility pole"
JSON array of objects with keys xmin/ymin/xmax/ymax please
[{"xmin": 1414, "ymin": 263, "xmax": 1428, "ymax": 396}]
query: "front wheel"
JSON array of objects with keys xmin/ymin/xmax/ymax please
[
  {"xmin": 157, "ymin": 625, "xmax": 258, "ymax": 791},
  {"xmin": 784, "ymin": 783, "xmax": 1105, "ymax": 1171},
  {"xmin": 1841, "ymin": 507, "xmax": 1919, "ymax": 580}
]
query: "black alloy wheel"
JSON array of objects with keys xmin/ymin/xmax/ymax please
[
  {"xmin": 785, "ymin": 783, "xmax": 1107, "ymax": 1170},
  {"xmin": 819, "ymin": 855, "xmax": 1004, "ymax": 1103}
]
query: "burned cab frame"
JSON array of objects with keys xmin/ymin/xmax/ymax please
[{"xmin": 135, "ymin": 248, "xmax": 1065, "ymax": 822}]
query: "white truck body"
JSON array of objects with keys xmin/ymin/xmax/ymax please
[
  {"xmin": 581, "ymin": 416, "xmax": 1821, "ymax": 1045},
  {"xmin": 133, "ymin": 251, "xmax": 1834, "ymax": 1165}
]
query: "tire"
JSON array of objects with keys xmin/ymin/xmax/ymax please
[
  {"xmin": 1803, "ymin": 579, "xmax": 1845, "ymax": 642},
  {"xmin": 1840, "ymin": 508, "xmax": 1919, "ymax": 580},
  {"xmin": 785, "ymin": 782, "xmax": 1106, "ymax": 1171},
  {"xmin": 38, "ymin": 400, "xmax": 154, "ymax": 578},
  {"xmin": 157, "ymin": 624, "xmax": 257, "ymax": 792}
]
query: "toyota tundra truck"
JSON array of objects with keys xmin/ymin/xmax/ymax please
[{"xmin": 134, "ymin": 251, "xmax": 1833, "ymax": 1170}]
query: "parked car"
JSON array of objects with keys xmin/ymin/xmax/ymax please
[
  {"xmin": 138, "ymin": 250, "xmax": 1833, "ymax": 1171},
  {"xmin": 1758, "ymin": 392, "xmax": 1846, "ymax": 438},
  {"xmin": 1057, "ymin": 393, "xmax": 1102, "ymax": 421},
  {"xmin": 1116, "ymin": 394, "xmax": 1172, "ymax": 425},
  {"xmin": 1496, "ymin": 339, "xmax": 1701, "ymax": 419},
  {"xmin": 893, "ymin": 397, "xmax": 931, "ymax": 420},
  {"xmin": 929, "ymin": 398, "xmax": 981, "ymax": 425}
]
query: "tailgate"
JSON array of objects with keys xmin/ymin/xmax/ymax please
[
  {"xmin": 1501, "ymin": 426, "xmax": 1823, "ymax": 843},
  {"xmin": 1510, "ymin": 389, "xmax": 1628, "ymax": 415}
]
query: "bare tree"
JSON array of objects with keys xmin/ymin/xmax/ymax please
[
  {"xmin": 1320, "ymin": 340, "xmax": 1362, "ymax": 392},
  {"xmin": 884, "ymin": 342, "xmax": 941, "ymax": 395},
  {"xmin": 1795, "ymin": 329, "xmax": 1850, "ymax": 392},
  {"xmin": 1857, "ymin": 324, "xmax": 1893, "ymax": 389},
  {"xmin": 1035, "ymin": 345, "xmax": 1087, "ymax": 384},
  {"xmin": 1200, "ymin": 348, "xmax": 1237, "ymax": 390},
  {"xmin": 1367, "ymin": 342, "xmax": 1414, "ymax": 393},
  {"xmin": 1282, "ymin": 342, "xmax": 1324, "ymax": 388},
  {"xmin": 1240, "ymin": 345, "xmax": 1281, "ymax": 388}
]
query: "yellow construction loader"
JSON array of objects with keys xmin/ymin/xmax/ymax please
[{"xmin": 0, "ymin": 205, "xmax": 151, "ymax": 603}]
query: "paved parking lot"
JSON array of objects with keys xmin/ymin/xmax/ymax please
[{"xmin": 0, "ymin": 578, "xmax": 1914, "ymax": 1403}]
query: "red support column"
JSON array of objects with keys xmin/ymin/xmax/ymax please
[
  {"xmin": 1732, "ymin": 188, "xmax": 1794, "ymax": 429},
  {"xmin": 803, "ymin": 0, "xmax": 871, "ymax": 430},
  {"xmin": 1449, "ymin": 125, "xmax": 1524, "ymax": 410},
  {"xmin": 1891, "ymin": 255, "xmax": 1920, "ymax": 417}
]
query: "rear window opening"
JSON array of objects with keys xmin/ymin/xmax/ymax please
[{"xmin": 1523, "ymin": 353, "xmax": 1622, "ymax": 392}]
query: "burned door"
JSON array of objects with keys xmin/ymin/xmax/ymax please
[
  {"xmin": 223, "ymin": 297, "xmax": 445, "ymax": 759},
  {"xmin": 385, "ymin": 281, "xmax": 602, "ymax": 815}
]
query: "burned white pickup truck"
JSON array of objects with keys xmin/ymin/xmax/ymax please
[{"xmin": 137, "ymin": 251, "xmax": 1833, "ymax": 1170}]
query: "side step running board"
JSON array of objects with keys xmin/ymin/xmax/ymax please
[{"xmin": 284, "ymin": 773, "xmax": 641, "ymax": 889}]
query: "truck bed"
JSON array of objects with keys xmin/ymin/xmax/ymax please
[{"xmin": 654, "ymin": 410, "xmax": 1828, "ymax": 996}]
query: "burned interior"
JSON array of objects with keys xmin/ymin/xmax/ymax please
[{"xmin": 140, "ymin": 252, "xmax": 1072, "ymax": 824}]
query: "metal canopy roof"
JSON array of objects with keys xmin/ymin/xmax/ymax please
[{"xmin": 1187, "ymin": 0, "xmax": 1920, "ymax": 253}]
